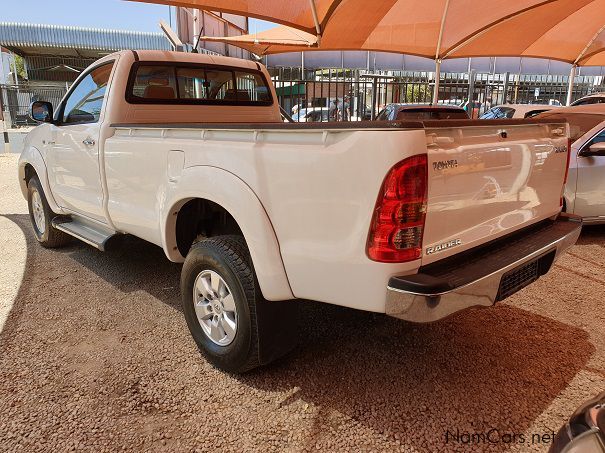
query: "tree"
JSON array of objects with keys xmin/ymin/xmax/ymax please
[{"xmin": 13, "ymin": 54, "xmax": 27, "ymax": 80}]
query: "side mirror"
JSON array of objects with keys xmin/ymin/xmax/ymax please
[
  {"xmin": 580, "ymin": 141, "xmax": 605, "ymax": 157},
  {"xmin": 30, "ymin": 101, "xmax": 53, "ymax": 123}
]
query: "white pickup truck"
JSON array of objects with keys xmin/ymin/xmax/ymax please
[{"xmin": 20, "ymin": 50, "xmax": 581, "ymax": 373}]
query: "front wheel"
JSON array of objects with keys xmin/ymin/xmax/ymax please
[
  {"xmin": 181, "ymin": 235, "xmax": 298, "ymax": 373},
  {"xmin": 27, "ymin": 175, "xmax": 70, "ymax": 248}
]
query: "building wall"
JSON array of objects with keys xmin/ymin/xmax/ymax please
[
  {"xmin": 266, "ymin": 51, "xmax": 605, "ymax": 77},
  {"xmin": 0, "ymin": 51, "xmax": 14, "ymax": 84},
  {"xmin": 176, "ymin": 8, "xmax": 249, "ymax": 59}
]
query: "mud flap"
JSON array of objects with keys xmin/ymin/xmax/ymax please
[{"xmin": 256, "ymin": 298, "xmax": 299, "ymax": 365}]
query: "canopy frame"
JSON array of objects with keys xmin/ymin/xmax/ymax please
[
  {"xmin": 566, "ymin": 24, "xmax": 605, "ymax": 104},
  {"xmin": 308, "ymin": 0, "xmax": 322, "ymax": 43},
  {"xmin": 431, "ymin": 0, "xmax": 450, "ymax": 104}
]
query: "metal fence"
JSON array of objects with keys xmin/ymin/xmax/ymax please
[
  {"xmin": 2, "ymin": 69, "xmax": 604, "ymax": 128},
  {"xmin": 269, "ymin": 67, "xmax": 605, "ymax": 121},
  {"xmin": 1, "ymin": 84, "xmax": 68, "ymax": 128}
]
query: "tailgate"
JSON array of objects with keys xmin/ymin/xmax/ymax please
[{"xmin": 421, "ymin": 120, "xmax": 568, "ymax": 265}]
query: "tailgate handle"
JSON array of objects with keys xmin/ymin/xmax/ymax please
[{"xmin": 426, "ymin": 133, "xmax": 455, "ymax": 146}]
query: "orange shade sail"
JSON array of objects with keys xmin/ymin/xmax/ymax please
[
  {"xmin": 201, "ymin": 25, "xmax": 317, "ymax": 55},
  {"xmin": 131, "ymin": 0, "xmax": 605, "ymax": 66}
]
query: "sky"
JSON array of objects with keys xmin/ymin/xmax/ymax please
[{"xmin": 1, "ymin": 0, "xmax": 275, "ymax": 33}]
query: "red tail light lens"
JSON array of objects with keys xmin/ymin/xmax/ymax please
[{"xmin": 367, "ymin": 155, "xmax": 428, "ymax": 262}]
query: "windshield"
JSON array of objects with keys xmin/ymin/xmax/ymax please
[
  {"xmin": 571, "ymin": 97, "xmax": 605, "ymax": 106},
  {"xmin": 480, "ymin": 107, "xmax": 515, "ymax": 119}
]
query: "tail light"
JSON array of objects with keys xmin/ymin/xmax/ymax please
[{"xmin": 367, "ymin": 155, "xmax": 428, "ymax": 262}]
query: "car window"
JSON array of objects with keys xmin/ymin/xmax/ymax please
[
  {"xmin": 234, "ymin": 72, "xmax": 271, "ymax": 102},
  {"xmin": 572, "ymin": 97, "xmax": 605, "ymax": 106},
  {"xmin": 305, "ymin": 110, "xmax": 329, "ymax": 122},
  {"xmin": 62, "ymin": 62, "xmax": 114, "ymax": 124},
  {"xmin": 498, "ymin": 107, "xmax": 515, "ymax": 118},
  {"xmin": 394, "ymin": 109, "xmax": 468, "ymax": 121},
  {"xmin": 396, "ymin": 110, "xmax": 432, "ymax": 120},
  {"xmin": 480, "ymin": 108, "xmax": 498, "ymax": 119},
  {"xmin": 376, "ymin": 108, "xmax": 389, "ymax": 121},
  {"xmin": 431, "ymin": 109, "xmax": 469, "ymax": 120},
  {"xmin": 524, "ymin": 109, "xmax": 548, "ymax": 118},
  {"xmin": 586, "ymin": 129, "xmax": 605, "ymax": 148},
  {"xmin": 176, "ymin": 67, "xmax": 210, "ymax": 99},
  {"xmin": 131, "ymin": 65, "xmax": 177, "ymax": 99},
  {"xmin": 129, "ymin": 63, "xmax": 272, "ymax": 105}
]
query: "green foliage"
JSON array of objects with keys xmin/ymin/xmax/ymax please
[
  {"xmin": 403, "ymin": 83, "xmax": 431, "ymax": 103},
  {"xmin": 13, "ymin": 54, "xmax": 27, "ymax": 80}
]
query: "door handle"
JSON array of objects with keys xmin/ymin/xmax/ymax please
[{"xmin": 82, "ymin": 138, "xmax": 95, "ymax": 146}]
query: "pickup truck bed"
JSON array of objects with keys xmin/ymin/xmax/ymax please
[{"xmin": 19, "ymin": 50, "xmax": 581, "ymax": 373}]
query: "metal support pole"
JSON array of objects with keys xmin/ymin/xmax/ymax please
[
  {"xmin": 370, "ymin": 79, "xmax": 378, "ymax": 120},
  {"xmin": 566, "ymin": 64, "xmax": 577, "ymax": 106},
  {"xmin": 0, "ymin": 85, "xmax": 8, "ymax": 153},
  {"xmin": 502, "ymin": 71, "xmax": 510, "ymax": 104},
  {"xmin": 467, "ymin": 69, "xmax": 476, "ymax": 117},
  {"xmin": 432, "ymin": 59, "xmax": 442, "ymax": 105},
  {"xmin": 193, "ymin": 10, "xmax": 199, "ymax": 48}
]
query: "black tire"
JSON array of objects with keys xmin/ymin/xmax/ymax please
[
  {"xmin": 181, "ymin": 235, "xmax": 297, "ymax": 373},
  {"xmin": 27, "ymin": 175, "xmax": 71, "ymax": 248},
  {"xmin": 181, "ymin": 235, "xmax": 260, "ymax": 373}
]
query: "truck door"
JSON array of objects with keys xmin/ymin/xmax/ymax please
[
  {"xmin": 47, "ymin": 61, "xmax": 114, "ymax": 223},
  {"xmin": 574, "ymin": 128, "xmax": 605, "ymax": 219}
]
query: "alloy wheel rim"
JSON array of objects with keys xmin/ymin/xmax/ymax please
[
  {"xmin": 193, "ymin": 270, "xmax": 237, "ymax": 346},
  {"xmin": 31, "ymin": 189, "xmax": 46, "ymax": 233}
]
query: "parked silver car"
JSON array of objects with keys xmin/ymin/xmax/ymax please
[
  {"xmin": 570, "ymin": 93, "xmax": 605, "ymax": 107},
  {"xmin": 538, "ymin": 104, "xmax": 605, "ymax": 223}
]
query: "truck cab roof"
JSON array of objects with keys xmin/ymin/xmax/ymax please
[{"xmin": 87, "ymin": 50, "xmax": 282, "ymax": 125}]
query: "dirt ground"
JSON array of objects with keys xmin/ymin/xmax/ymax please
[{"xmin": 1, "ymin": 152, "xmax": 604, "ymax": 452}]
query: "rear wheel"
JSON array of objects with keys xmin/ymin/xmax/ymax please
[
  {"xmin": 27, "ymin": 176, "xmax": 70, "ymax": 248},
  {"xmin": 182, "ymin": 236, "xmax": 261, "ymax": 373},
  {"xmin": 181, "ymin": 235, "xmax": 297, "ymax": 373}
]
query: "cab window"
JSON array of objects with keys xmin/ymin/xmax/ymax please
[
  {"xmin": 127, "ymin": 63, "xmax": 273, "ymax": 106},
  {"xmin": 61, "ymin": 62, "xmax": 114, "ymax": 124},
  {"xmin": 586, "ymin": 129, "xmax": 605, "ymax": 148}
]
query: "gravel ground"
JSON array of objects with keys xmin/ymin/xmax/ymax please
[{"xmin": 1, "ymin": 152, "xmax": 604, "ymax": 452}]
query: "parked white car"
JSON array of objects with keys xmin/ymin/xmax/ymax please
[
  {"xmin": 538, "ymin": 104, "xmax": 605, "ymax": 223},
  {"xmin": 481, "ymin": 103, "xmax": 559, "ymax": 119},
  {"xmin": 19, "ymin": 50, "xmax": 580, "ymax": 373},
  {"xmin": 570, "ymin": 93, "xmax": 605, "ymax": 107},
  {"xmin": 291, "ymin": 107, "xmax": 330, "ymax": 122}
]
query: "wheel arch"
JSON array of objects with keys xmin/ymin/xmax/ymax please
[
  {"xmin": 161, "ymin": 166, "xmax": 293, "ymax": 301},
  {"xmin": 18, "ymin": 146, "xmax": 62, "ymax": 213}
]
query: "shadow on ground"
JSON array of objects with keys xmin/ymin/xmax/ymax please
[{"xmin": 2, "ymin": 213, "xmax": 602, "ymax": 452}]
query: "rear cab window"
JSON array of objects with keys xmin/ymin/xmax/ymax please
[
  {"xmin": 127, "ymin": 62, "xmax": 273, "ymax": 106},
  {"xmin": 396, "ymin": 108, "xmax": 468, "ymax": 121}
]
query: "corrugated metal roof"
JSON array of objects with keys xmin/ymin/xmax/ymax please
[{"xmin": 0, "ymin": 22, "xmax": 170, "ymax": 51}]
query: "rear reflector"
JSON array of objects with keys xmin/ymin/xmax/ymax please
[{"xmin": 367, "ymin": 155, "xmax": 428, "ymax": 262}]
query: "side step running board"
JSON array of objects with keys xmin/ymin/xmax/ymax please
[{"xmin": 52, "ymin": 217, "xmax": 116, "ymax": 251}]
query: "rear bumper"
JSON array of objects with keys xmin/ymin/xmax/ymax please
[{"xmin": 386, "ymin": 214, "xmax": 582, "ymax": 323}]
